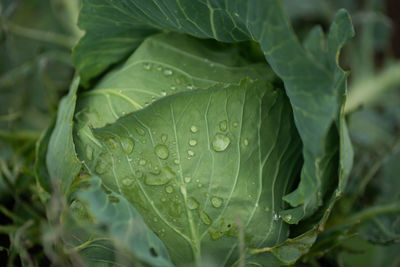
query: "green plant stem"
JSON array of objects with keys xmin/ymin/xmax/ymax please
[
  {"xmin": 336, "ymin": 202, "xmax": 400, "ymax": 228},
  {"xmin": 3, "ymin": 20, "xmax": 76, "ymax": 49},
  {"xmin": 345, "ymin": 62, "xmax": 400, "ymax": 113}
]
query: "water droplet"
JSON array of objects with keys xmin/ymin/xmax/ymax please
[
  {"xmin": 139, "ymin": 159, "xmax": 147, "ymax": 166},
  {"xmin": 153, "ymin": 217, "xmax": 158, "ymax": 222},
  {"xmin": 212, "ymin": 134, "xmax": 231, "ymax": 152},
  {"xmin": 174, "ymin": 159, "xmax": 180, "ymax": 165},
  {"xmin": 161, "ymin": 197, "xmax": 166, "ymax": 202},
  {"xmin": 170, "ymin": 85, "xmax": 176, "ymax": 91},
  {"xmin": 273, "ymin": 213, "xmax": 280, "ymax": 221},
  {"xmin": 184, "ymin": 177, "xmax": 191, "ymax": 183},
  {"xmin": 190, "ymin": 125, "xmax": 198, "ymax": 133},
  {"xmin": 161, "ymin": 90, "xmax": 167, "ymax": 96},
  {"xmin": 209, "ymin": 63, "xmax": 215, "ymax": 67},
  {"xmin": 199, "ymin": 211, "xmax": 212, "ymax": 225},
  {"xmin": 196, "ymin": 179, "xmax": 200, "ymax": 183},
  {"xmin": 232, "ymin": 122, "xmax": 239, "ymax": 128},
  {"xmin": 85, "ymin": 145, "xmax": 93, "ymax": 160},
  {"xmin": 128, "ymin": 157, "xmax": 133, "ymax": 162},
  {"xmin": 197, "ymin": 183, "xmax": 203, "ymax": 188},
  {"xmin": 187, "ymin": 150, "xmax": 195, "ymax": 157},
  {"xmin": 143, "ymin": 63, "xmax": 151, "ymax": 70},
  {"xmin": 136, "ymin": 127, "xmax": 146, "ymax": 136},
  {"xmin": 189, "ymin": 139, "xmax": 197, "ymax": 146},
  {"xmin": 211, "ymin": 197, "xmax": 223, "ymax": 208},
  {"xmin": 121, "ymin": 137, "xmax": 134, "ymax": 154},
  {"xmin": 156, "ymin": 66, "xmax": 162, "ymax": 71},
  {"xmin": 219, "ymin": 120, "xmax": 227, "ymax": 132},
  {"xmin": 174, "ymin": 75, "xmax": 188, "ymax": 85},
  {"xmin": 243, "ymin": 138, "xmax": 249, "ymax": 147},
  {"xmin": 187, "ymin": 197, "xmax": 199, "ymax": 210},
  {"xmin": 186, "ymin": 84, "xmax": 194, "ymax": 90},
  {"xmin": 122, "ymin": 178, "xmax": 134, "ymax": 186},
  {"xmin": 163, "ymin": 69, "xmax": 173, "ymax": 76},
  {"xmin": 282, "ymin": 214, "xmax": 292, "ymax": 222},
  {"xmin": 161, "ymin": 134, "xmax": 168, "ymax": 143},
  {"xmin": 155, "ymin": 144, "xmax": 169, "ymax": 160},
  {"xmin": 145, "ymin": 174, "xmax": 167, "ymax": 186},
  {"xmin": 165, "ymin": 185, "xmax": 173, "ymax": 193}
]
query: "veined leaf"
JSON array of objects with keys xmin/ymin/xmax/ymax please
[
  {"xmin": 46, "ymin": 77, "xmax": 82, "ymax": 193},
  {"xmin": 78, "ymin": 78, "xmax": 301, "ymax": 265},
  {"xmin": 75, "ymin": 176, "xmax": 173, "ymax": 267},
  {"xmin": 73, "ymin": 0, "xmax": 354, "ymax": 225}
]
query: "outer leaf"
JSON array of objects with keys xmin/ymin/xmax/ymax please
[
  {"xmin": 72, "ymin": 0, "xmax": 158, "ymax": 85},
  {"xmin": 46, "ymin": 77, "xmax": 82, "ymax": 193},
  {"xmin": 76, "ymin": 78, "xmax": 302, "ymax": 265},
  {"xmin": 73, "ymin": 32, "xmax": 273, "ymax": 161},
  {"xmin": 73, "ymin": 0, "xmax": 354, "ymax": 224},
  {"xmin": 76, "ymin": 176, "xmax": 173, "ymax": 267}
]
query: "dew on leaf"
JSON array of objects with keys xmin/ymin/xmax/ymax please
[
  {"xmin": 282, "ymin": 214, "xmax": 292, "ymax": 222},
  {"xmin": 161, "ymin": 133, "xmax": 168, "ymax": 143},
  {"xmin": 199, "ymin": 211, "xmax": 212, "ymax": 225},
  {"xmin": 165, "ymin": 185, "xmax": 174, "ymax": 193},
  {"xmin": 187, "ymin": 150, "xmax": 195, "ymax": 157},
  {"xmin": 121, "ymin": 137, "xmax": 134, "ymax": 154},
  {"xmin": 139, "ymin": 159, "xmax": 147, "ymax": 166},
  {"xmin": 189, "ymin": 139, "xmax": 197, "ymax": 146},
  {"xmin": 232, "ymin": 121, "xmax": 239, "ymax": 128},
  {"xmin": 174, "ymin": 159, "xmax": 180, "ymax": 165},
  {"xmin": 211, "ymin": 197, "xmax": 223, "ymax": 208},
  {"xmin": 122, "ymin": 178, "xmax": 134, "ymax": 186},
  {"xmin": 219, "ymin": 120, "xmax": 227, "ymax": 132},
  {"xmin": 212, "ymin": 134, "xmax": 231, "ymax": 152},
  {"xmin": 145, "ymin": 173, "xmax": 170, "ymax": 186},
  {"xmin": 163, "ymin": 69, "xmax": 173, "ymax": 76},
  {"xmin": 155, "ymin": 144, "xmax": 169, "ymax": 159},
  {"xmin": 184, "ymin": 177, "xmax": 191, "ymax": 183},
  {"xmin": 190, "ymin": 125, "xmax": 198, "ymax": 133},
  {"xmin": 174, "ymin": 75, "xmax": 188, "ymax": 85},
  {"xmin": 243, "ymin": 138, "xmax": 249, "ymax": 147},
  {"xmin": 273, "ymin": 213, "xmax": 280, "ymax": 221},
  {"xmin": 187, "ymin": 197, "xmax": 199, "ymax": 210},
  {"xmin": 170, "ymin": 85, "xmax": 176, "ymax": 91},
  {"xmin": 143, "ymin": 63, "xmax": 151, "ymax": 70}
]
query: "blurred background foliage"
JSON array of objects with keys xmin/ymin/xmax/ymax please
[{"xmin": 0, "ymin": 0, "xmax": 399, "ymax": 266}]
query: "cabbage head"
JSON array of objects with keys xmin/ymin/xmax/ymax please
[{"xmin": 40, "ymin": 1, "xmax": 354, "ymax": 266}]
